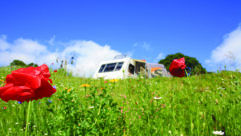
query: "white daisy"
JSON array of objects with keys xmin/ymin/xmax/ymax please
[
  {"xmin": 213, "ymin": 131, "xmax": 224, "ymax": 135},
  {"xmin": 89, "ymin": 106, "xmax": 94, "ymax": 109},
  {"xmin": 153, "ymin": 96, "xmax": 162, "ymax": 100}
]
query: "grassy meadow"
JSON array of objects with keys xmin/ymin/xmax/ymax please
[{"xmin": 0, "ymin": 66, "xmax": 241, "ymax": 135}]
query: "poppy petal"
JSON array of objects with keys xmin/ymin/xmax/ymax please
[
  {"xmin": 0, "ymin": 64, "xmax": 56, "ymax": 102},
  {"xmin": 48, "ymin": 79, "xmax": 53, "ymax": 84},
  {"xmin": 40, "ymin": 64, "xmax": 51, "ymax": 78},
  {"xmin": 0, "ymin": 86, "xmax": 33, "ymax": 102},
  {"xmin": 6, "ymin": 74, "xmax": 14, "ymax": 84},
  {"xmin": 31, "ymin": 78, "xmax": 56, "ymax": 100},
  {"xmin": 0, "ymin": 84, "xmax": 13, "ymax": 95},
  {"xmin": 11, "ymin": 72, "xmax": 41, "ymax": 89}
]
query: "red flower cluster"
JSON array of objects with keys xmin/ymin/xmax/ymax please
[
  {"xmin": 169, "ymin": 57, "xmax": 186, "ymax": 77},
  {"xmin": 54, "ymin": 69, "xmax": 57, "ymax": 72},
  {"xmin": 0, "ymin": 64, "xmax": 56, "ymax": 102}
]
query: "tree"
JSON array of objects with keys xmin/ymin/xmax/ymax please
[
  {"xmin": 27, "ymin": 63, "xmax": 38, "ymax": 67},
  {"xmin": 10, "ymin": 60, "xmax": 26, "ymax": 67},
  {"xmin": 158, "ymin": 53, "xmax": 206, "ymax": 75}
]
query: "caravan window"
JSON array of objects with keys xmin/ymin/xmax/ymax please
[
  {"xmin": 115, "ymin": 62, "xmax": 123, "ymax": 71},
  {"xmin": 98, "ymin": 64, "xmax": 106, "ymax": 73},
  {"xmin": 104, "ymin": 63, "xmax": 116, "ymax": 72},
  {"xmin": 98, "ymin": 62, "xmax": 124, "ymax": 73}
]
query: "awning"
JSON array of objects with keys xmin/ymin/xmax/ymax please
[{"xmin": 133, "ymin": 59, "xmax": 146, "ymax": 63}]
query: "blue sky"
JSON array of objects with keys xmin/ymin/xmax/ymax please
[{"xmin": 1, "ymin": 0, "xmax": 241, "ymax": 76}]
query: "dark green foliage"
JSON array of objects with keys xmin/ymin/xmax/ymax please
[
  {"xmin": 10, "ymin": 60, "xmax": 26, "ymax": 67},
  {"xmin": 27, "ymin": 63, "xmax": 38, "ymax": 67},
  {"xmin": 10, "ymin": 60, "xmax": 38, "ymax": 67},
  {"xmin": 158, "ymin": 53, "xmax": 206, "ymax": 75}
]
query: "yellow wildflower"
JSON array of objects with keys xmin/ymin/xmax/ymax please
[
  {"xmin": 109, "ymin": 79, "xmax": 119, "ymax": 83},
  {"xmin": 81, "ymin": 84, "xmax": 90, "ymax": 87},
  {"xmin": 67, "ymin": 88, "xmax": 71, "ymax": 92}
]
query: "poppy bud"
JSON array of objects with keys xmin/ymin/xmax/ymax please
[{"xmin": 169, "ymin": 57, "xmax": 186, "ymax": 77}]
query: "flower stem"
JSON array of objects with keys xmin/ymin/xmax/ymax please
[
  {"xmin": 185, "ymin": 69, "xmax": 189, "ymax": 77},
  {"xmin": 25, "ymin": 101, "xmax": 31, "ymax": 136}
]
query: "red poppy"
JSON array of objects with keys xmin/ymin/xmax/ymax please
[
  {"xmin": 54, "ymin": 70, "xmax": 57, "ymax": 72},
  {"xmin": 0, "ymin": 64, "xmax": 56, "ymax": 102},
  {"xmin": 169, "ymin": 57, "xmax": 186, "ymax": 77}
]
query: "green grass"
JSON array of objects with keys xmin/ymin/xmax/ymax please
[{"xmin": 0, "ymin": 66, "xmax": 241, "ymax": 135}]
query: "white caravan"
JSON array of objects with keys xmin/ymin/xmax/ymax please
[{"xmin": 93, "ymin": 56, "xmax": 170, "ymax": 79}]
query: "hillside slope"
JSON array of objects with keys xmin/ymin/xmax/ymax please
[{"xmin": 0, "ymin": 66, "xmax": 241, "ymax": 135}]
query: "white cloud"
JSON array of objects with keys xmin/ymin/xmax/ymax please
[
  {"xmin": 142, "ymin": 42, "xmax": 151, "ymax": 51},
  {"xmin": 12, "ymin": 38, "xmax": 48, "ymax": 56},
  {"xmin": 48, "ymin": 35, "xmax": 56, "ymax": 45},
  {"xmin": 0, "ymin": 36, "xmax": 121, "ymax": 77},
  {"xmin": 0, "ymin": 37, "xmax": 51, "ymax": 66},
  {"xmin": 133, "ymin": 42, "xmax": 151, "ymax": 51},
  {"xmin": 0, "ymin": 35, "xmax": 9, "ymax": 51},
  {"xmin": 61, "ymin": 41, "xmax": 121, "ymax": 77},
  {"xmin": 206, "ymin": 25, "xmax": 241, "ymax": 71},
  {"xmin": 155, "ymin": 52, "xmax": 164, "ymax": 60}
]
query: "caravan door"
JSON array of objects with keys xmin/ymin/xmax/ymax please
[{"xmin": 125, "ymin": 59, "xmax": 148, "ymax": 78}]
